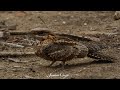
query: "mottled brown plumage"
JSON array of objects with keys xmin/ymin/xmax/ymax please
[
  {"xmin": 34, "ymin": 30, "xmax": 116, "ymax": 68},
  {"xmin": 35, "ymin": 34, "xmax": 88, "ymax": 68}
]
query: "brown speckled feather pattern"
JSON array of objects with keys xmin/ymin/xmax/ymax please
[
  {"xmin": 35, "ymin": 34, "xmax": 88, "ymax": 67},
  {"xmin": 34, "ymin": 30, "xmax": 117, "ymax": 67},
  {"xmin": 36, "ymin": 38, "xmax": 88, "ymax": 61},
  {"xmin": 54, "ymin": 33, "xmax": 116, "ymax": 62}
]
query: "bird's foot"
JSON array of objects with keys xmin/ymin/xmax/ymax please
[{"xmin": 46, "ymin": 61, "xmax": 56, "ymax": 67}]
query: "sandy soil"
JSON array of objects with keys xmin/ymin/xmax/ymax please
[{"xmin": 0, "ymin": 11, "xmax": 120, "ymax": 79}]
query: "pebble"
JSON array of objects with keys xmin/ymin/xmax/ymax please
[
  {"xmin": 54, "ymin": 20, "xmax": 57, "ymax": 22},
  {"xmin": 84, "ymin": 23, "xmax": 87, "ymax": 26},
  {"xmin": 62, "ymin": 21, "xmax": 66, "ymax": 24},
  {"xmin": 71, "ymin": 16, "xmax": 74, "ymax": 18},
  {"xmin": 118, "ymin": 48, "xmax": 120, "ymax": 50}
]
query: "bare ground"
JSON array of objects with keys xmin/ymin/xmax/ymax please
[{"xmin": 0, "ymin": 11, "xmax": 120, "ymax": 79}]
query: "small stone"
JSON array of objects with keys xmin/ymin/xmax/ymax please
[
  {"xmin": 62, "ymin": 21, "xmax": 66, "ymax": 24},
  {"xmin": 83, "ymin": 68, "xmax": 86, "ymax": 70},
  {"xmin": 118, "ymin": 48, "xmax": 120, "ymax": 50},
  {"xmin": 71, "ymin": 16, "xmax": 74, "ymax": 18},
  {"xmin": 84, "ymin": 23, "xmax": 87, "ymax": 26}
]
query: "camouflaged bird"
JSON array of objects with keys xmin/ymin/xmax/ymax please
[
  {"xmin": 33, "ymin": 30, "xmax": 116, "ymax": 68},
  {"xmin": 35, "ymin": 34, "xmax": 88, "ymax": 68}
]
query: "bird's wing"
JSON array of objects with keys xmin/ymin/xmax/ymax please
[
  {"xmin": 84, "ymin": 42, "xmax": 108, "ymax": 53},
  {"xmin": 43, "ymin": 43, "xmax": 74, "ymax": 60},
  {"xmin": 54, "ymin": 39, "xmax": 77, "ymax": 45},
  {"xmin": 48, "ymin": 46, "xmax": 73, "ymax": 60}
]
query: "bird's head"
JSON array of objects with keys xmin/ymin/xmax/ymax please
[
  {"xmin": 39, "ymin": 34, "xmax": 57, "ymax": 44},
  {"xmin": 33, "ymin": 33, "xmax": 57, "ymax": 48}
]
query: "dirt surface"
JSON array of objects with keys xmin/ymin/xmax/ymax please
[{"xmin": 0, "ymin": 11, "xmax": 120, "ymax": 79}]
